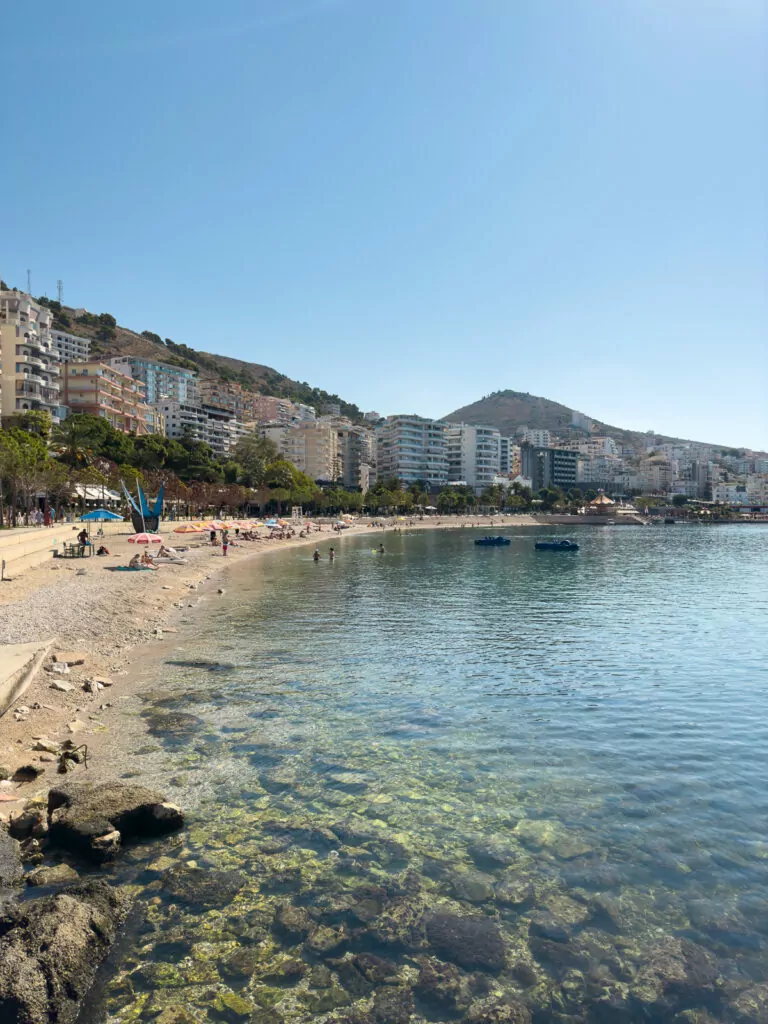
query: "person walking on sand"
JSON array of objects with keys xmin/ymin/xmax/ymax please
[{"xmin": 222, "ymin": 529, "xmax": 229, "ymax": 557}]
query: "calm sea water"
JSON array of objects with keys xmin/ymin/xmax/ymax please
[{"xmin": 89, "ymin": 525, "xmax": 768, "ymax": 1024}]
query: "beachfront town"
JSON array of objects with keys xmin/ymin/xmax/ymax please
[{"xmin": 2, "ymin": 287, "xmax": 768, "ymax": 512}]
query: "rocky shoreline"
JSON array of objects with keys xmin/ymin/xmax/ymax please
[{"xmin": 0, "ymin": 780, "xmax": 185, "ymax": 1024}]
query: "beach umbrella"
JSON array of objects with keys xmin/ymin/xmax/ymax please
[
  {"xmin": 127, "ymin": 533, "xmax": 162, "ymax": 544},
  {"xmin": 173, "ymin": 523, "xmax": 208, "ymax": 534},
  {"xmin": 205, "ymin": 520, "xmax": 227, "ymax": 530},
  {"xmin": 79, "ymin": 508, "xmax": 124, "ymax": 522}
]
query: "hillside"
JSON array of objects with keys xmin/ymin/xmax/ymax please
[
  {"xmin": 37, "ymin": 298, "xmax": 363, "ymax": 421},
  {"xmin": 444, "ymin": 390, "xmax": 716, "ymax": 450}
]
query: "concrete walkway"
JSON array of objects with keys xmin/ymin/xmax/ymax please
[{"xmin": 0, "ymin": 640, "xmax": 55, "ymax": 718}]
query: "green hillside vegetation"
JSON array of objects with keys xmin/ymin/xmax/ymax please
[{"xmin": 35, "ymin": 296, "xmax": 363, "ymax": 421}]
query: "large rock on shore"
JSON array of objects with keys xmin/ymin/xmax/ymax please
[
  {"xmin": 0, "ymin": 880, "xmax": 130, "ymax": 1024},
  {"xmin": 48, "ymin": 781, "xmax": 184, "ymax": 861},
  {"xmin": 0, "ymin": 828, "xmax": 23, "ymax": 901}
]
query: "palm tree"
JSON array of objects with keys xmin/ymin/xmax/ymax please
[{"xmin": 51, "ymin": 417, "xmax": 94, "ymax": 468}]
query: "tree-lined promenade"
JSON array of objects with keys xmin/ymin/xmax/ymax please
[{"xmin": 0, "ymin": 411, "xmax": 732, "ymax": 527}]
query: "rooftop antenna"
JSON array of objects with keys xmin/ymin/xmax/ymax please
[
  {"xmin": 57, "ymin": 280, "xmax": 63, "ymax": 304},
  {"xmin": 26, "ymin": 269, "xmax": 31, "ymax": 295}
]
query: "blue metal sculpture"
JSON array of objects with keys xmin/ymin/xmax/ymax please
[{"xmin": 121, "ymin": 480, "xmax": 164, "ymax": 533}]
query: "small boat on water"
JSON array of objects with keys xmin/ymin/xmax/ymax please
[
  {"xmin": 535, "ymin": 539, "xmax": 579, "ymax": 551},
  {"xmin": 475, "ymin": 536, "xmax": 511, "ymax": 547}
]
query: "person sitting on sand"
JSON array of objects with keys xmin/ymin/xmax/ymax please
[
  {"xmin": 96, "ymin": 545, "xmax": 110, "ymax": 556},
  {"xmin": 128, "ymin": 553, "xmax": 142, "ymax": 568},
  {"xmin": 157, "ymin": 544, "xmax": 176, "ymax": 558},
  {"xmin": 140, "ymin": 550, "xmax": 158, "ymax": 568}
]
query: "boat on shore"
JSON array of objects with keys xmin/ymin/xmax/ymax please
[
  {"xmin": 535, "ymin": 539, "xmax": 579, "ymax": 551},
  {"xmin": 475, "ymin": 536, "xmax": 511, "ymax": 547}
]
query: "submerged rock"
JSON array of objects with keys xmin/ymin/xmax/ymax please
[
  {"xmin": 414, "ymin": 955, "xmax": 474, "ymax": 1014},
  {"xmin": 48, "ymin": 781, "xmax": 184, "ymax": 861},
  {"xmin": 162, "ymin": 866, "xmax": 245, "ymax": 907},
  {"xmin": 0, "ymin": 880, "xmax": 130, "ymax": 1024},
  {"xmin": 465, "ymin": 995, "xmax": 532, "ymax": 1023},
  {"xmin": 425, "ymin": 912, "xmax": 506, "ymax": 971},
  {"xmin": 372, "ymin": 984, "xmax": 414, "ymax": 1023}
]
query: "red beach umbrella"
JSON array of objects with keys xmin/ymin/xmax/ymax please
[{"xmin": 127, "ymin": 533, "xmax": 163, "ymax": 544}]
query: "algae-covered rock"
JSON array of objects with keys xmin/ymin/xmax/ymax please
[
  {"xmin": 26, "ymin": 862, "xmax": 80, "ymax": 887},
  {"xmin": 495, "ymin": 876, "xmax": 535, "ymax": 907},
  {"xmin": 274, "ymin": 901, "xmax": 314, "ymax": 939},
  {"xmin": 469, "ymin": 838, "xmax": 520, "ymax": 869},
  {"xmin": 162, "ymin": 865, "xmax": 245, "ymax": 907},
  {"xmin": 371, "ymin": 895, "xmax": 428, "ymax": 950},
  {"xmin": 371, "ymin": 984, "xmax": 414, "ymax": 1023},
  {"xmin": 514, "ymin": 819, "xmax": 593, "ymax": 860},
  {"xmin": 425, "ymin": 912, "xmax": 506, "ymax": 971},
  {"xmin": 0, "ymin": 880, "xmax": 130, "ymax": 1024},
  {"xmin": 48, "ymin": 781, "xmax": 184, "ymax": 862},
  {"xmin": 447, "ymin": 868, "xmax": 495, "ymax": 903},
  {"xmin": 465, "ymin": 995, "xmax": 532, "ymax": 1023},
  {"xmin": 631, "ymin": 937, "xmax": 719, "ymax": 1013},
  {"xmin": 414, "ymin": 955, "xmax": 473, "ymax": 1014}
]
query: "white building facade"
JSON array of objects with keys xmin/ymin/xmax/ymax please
[
  {"xmin": 446, "ymin": 423, "xmax": 501, "ymax": 494},
  {"xmin": 0, "ymin": 290, "xmax": 62, "ymax": 423},
  {"xmin": 376, "ymin": 415, "xmax": 448, "ymax": 489}
]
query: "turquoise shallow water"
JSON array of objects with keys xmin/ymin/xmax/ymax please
[{"xmin": 88, "ymin": 525, "xmax": 768, "ymax": 1023}]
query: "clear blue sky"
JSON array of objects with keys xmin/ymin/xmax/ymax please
[{"xmin": 2, "ymin": 1, "xmax": 766, "ymax": 447}]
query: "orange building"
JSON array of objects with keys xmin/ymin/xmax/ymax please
[{"xmin": 62, "ymin": 362, "xmax": 162, "ymax": 435}]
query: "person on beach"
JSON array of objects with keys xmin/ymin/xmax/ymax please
[
  {"xmin": 210, "ymin": 529, "xmax": 216, "ymax": 544},
  {"xmin": 222, "ymin": 529, "xmax": 229, "ymax": 556},
  {"xmin": 128, "ymin": 553, "xmax": 142, "ymax": 568},
  {"xmin": 313, "ymin": 548, "xmax": 320, "ymax": 561},
  {"xmin": 329, "ymin": 547, "xmax": 335, "ymax": 560}
]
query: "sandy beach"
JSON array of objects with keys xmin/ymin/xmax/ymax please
[{"xmin": 0, "ymin": 514, "xmax": 537, "ymax": 809}]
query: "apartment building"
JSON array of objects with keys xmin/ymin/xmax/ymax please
[
  {"xmin": 156, "ymin": 399, "xmax": 244, "ymax": 458},
  {"xmin": 262, "ymin": 421, "xmax": 340, "ymax": 481},
  {"xmin": 197, "ymin": 377, "xmax": 248, "ymax": 420},
  {"xmin": 446, "ymin": 423, "xmax": 501, "ymax": 494},
  {"xmin": 251, "ymin": 394, "xmax": 298, "ymax": 426},
  {"xmin": 62, "ymin": 362, "xmax": 155, "ymax": 435},
  {"xmin": 498, "ymin": 436, "xmax": 520, "ymax": 476},
  {"xmin": 0, "ymin": 290, "xmax": 62, "ymax": 423},
  {"xmin": 51, "ymin": 329, "xmax": 91, "ymax": 364},
  {"xmin": 520, "ymin": 445, "xmax": 578, "ymax": 491},
  {"xmin": 518, "ymin": 427, "xmax": 551, "ymax": 447},
  {"xmin": 376, "ymin": 415, "xmax": 449, "ymax": 489},
  {"xmin": 325, "ymin": 419, "xmax": 376, "ymax": 490},
  {"xmin": 109, "ymin": 356, "xmax": 197, "ymax": 404}
]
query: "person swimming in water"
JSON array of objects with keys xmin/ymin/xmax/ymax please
[
  {"xmin": 313, "ymin": 548, "xmax": 320, "ymax": 561},
  {"xmin": 379, "ymin": 544, "xmax": 385, "ymax": 554}
]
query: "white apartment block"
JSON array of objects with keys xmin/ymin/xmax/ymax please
[
  {"xmin": 446, "ymin": 423, "xmax": 501, "ymax": 494},
  {"xmin": 518, "ymin": 427, "xmax": 551, "ymax": 448},
  {"xmin": 376, "ymin": 415, "xmax": 448, "ymax": 489},
  {"xmin": 157, "ymin": 400, "xmax": 243, "ymax": 459},
  {"xmin": 0, "ymin": 290, "xmax": 62, "ymax": 423},
  {"xmin": 51, "ymin": 329, "xmax": 91, "ymax": 364}
]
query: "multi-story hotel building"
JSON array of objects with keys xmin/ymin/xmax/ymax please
[
  {"xmin": 0, "ymin": 290, "xmax": 62, "ymax": 423},
  {"xmin": 446, "ymin": 423, "xmax": 501, "ymax": 494},
  {"xmin": 62, "ymin": 362, "xmax": 159, "ymax": 435},
  {"xmin": 376, "ymin": 415, "xmax": 448, "ymax": 489}
]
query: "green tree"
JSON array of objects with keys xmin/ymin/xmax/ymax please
[
  {"xmin": 2, "ymin": 410, "xmax": 52, "ymax": 439},
  {"xmin": 231, "ymin": 434, "xmax": 279, "ymax": 488},
  {"xmin": 265, "ymin": 459, "xmax": 295, "ymax": 490}
]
